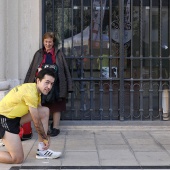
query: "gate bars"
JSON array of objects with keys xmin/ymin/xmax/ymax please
[{"xmin": 42, "ymin": 0, "xmax": 170, "ymax": 121}]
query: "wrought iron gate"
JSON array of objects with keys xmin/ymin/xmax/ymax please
[{"xmin": 42, "ymin": 0, "xmax": 170, "ymax": 121}]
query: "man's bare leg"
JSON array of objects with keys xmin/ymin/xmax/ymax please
[
  {"xmin": 20, "ymin": 106, "xmax": 49, "ymax": 141},
  {"xmin": 0, "ymin": 131, "xmax": 24, "ymax": 164},
  {"xmin": 37, "ymin": 106, "xmax": 49, "ymax": 141},
  {"xmin": 21, "ymin": 106, "xmax": 61, "ymax": 159},
  {"xmin": 0, "ymin": 106, "xmax": 51, "ymax": 164}
]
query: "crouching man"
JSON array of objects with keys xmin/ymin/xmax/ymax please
[{"xmin": 0, "ymin": 68, "xmax": 61, "ymax": 164}]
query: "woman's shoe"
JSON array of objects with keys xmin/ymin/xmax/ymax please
[
  {"xmin": 50, "ymin": 122, "xmax": 53, "ymax": 130},
  {"xmin": 50, "ymin": 128, "xmax": 60, "ymax": 137}
]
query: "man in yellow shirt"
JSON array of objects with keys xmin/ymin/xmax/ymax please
[{"xmin": 0, "ymin": 68, "xmax": 61, "ymax": 164}]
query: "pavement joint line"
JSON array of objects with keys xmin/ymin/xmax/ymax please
[
  {"xmin": 147, "ymin": 131, "xmax": 170, "ymax": 157},
  {"xmin": 93, "ymin": 132, "xmax": 101, "ymax": 166},
  {"xmin": 9, "ymin": 166, "xmax": 170, "ymax": 169},
  {"xmin": 120, "ymin": 132, "xmax": 141, "ymax": 166},
  {"xmin": 60, "ymin": 126, "xmax": 170, "ymax": 131}
]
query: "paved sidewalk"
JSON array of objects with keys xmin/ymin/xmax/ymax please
[{"xmin": 1, "ymin": 121, "xmax": 170, "ymax": 170}]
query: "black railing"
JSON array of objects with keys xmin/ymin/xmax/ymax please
[{"xmin": 42, "ymin": 0, "xmax": 170, "ymax": 121}]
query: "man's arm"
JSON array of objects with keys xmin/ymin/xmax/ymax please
[{"xmin": 29, "ymin": 106, "xmax": 48, "ymax": 141}]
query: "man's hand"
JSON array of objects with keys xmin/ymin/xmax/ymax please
[{"xmin": 42, "ymin": 136, "xmax": 50, "ymax": 150}]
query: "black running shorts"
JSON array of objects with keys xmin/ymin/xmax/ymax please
[{"xmin": 0, "ymin": 115, "xmax": 21, "ymax": 139}]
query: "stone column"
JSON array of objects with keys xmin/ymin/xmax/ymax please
[
  {"xmin": 0, "ymin": 0, "xmax": 6, "ymax": 81},
  {"xmin": 0, "ymin": 0, "xmax": 9, "ymax": 100},
  {"xmin": 0, "ymin": 0, "xmax": 41, "ymax": 100},
  {"xmin": 18, "ymin": 0, "xmax": 41, "ymax": 83},
  {"xmin": 6, "ymin": 0, "xmax": 20, "ymax": 88}
]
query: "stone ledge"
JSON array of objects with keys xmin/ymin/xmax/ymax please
[
  {"xmin": 0, "ymin": 81, "xmax": 10, "ymax": 91},
  {"xmin": 59, "ymin": 120, "xmax": 170, "ymax": 131},
  {"xmin": 0, "ymin": 90, "xmax": 9, "ymax": 100}
]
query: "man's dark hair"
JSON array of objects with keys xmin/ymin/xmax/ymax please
[{"xmin": 36, "ymin": 68, "xmax": 55, "ymax": 81}]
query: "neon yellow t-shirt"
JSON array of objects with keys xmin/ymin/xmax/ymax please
[{"xmin": 0, "ymin": 83, "xmax": 41, "ymax": 118}]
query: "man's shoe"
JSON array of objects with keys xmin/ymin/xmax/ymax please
[
  {"xmin": 36, "ymin": 149, "xmax": 61, "ymax": 159},
  {"xmin": 50, "ymin": 128, "xmax": 60, "ymax": 137}
]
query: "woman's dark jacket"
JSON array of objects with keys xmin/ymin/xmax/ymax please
[{"xmin": 24, "ymin": 47, "xmax": 73, "ymax": 98}]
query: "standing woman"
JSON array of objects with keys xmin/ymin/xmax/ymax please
[{"xmin": 24, "ymin": 32, "xmax": 73, "ymax": 137}]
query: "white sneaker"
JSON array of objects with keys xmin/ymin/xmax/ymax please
[{"xmin": 36, "ymin": 149, "xmax": 62, "ymax": 159}]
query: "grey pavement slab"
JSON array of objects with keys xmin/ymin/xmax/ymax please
[
  {"xmin": 129, "ymin": 144, "xmax": 164, "ymax": 152},
  {"xmin": 134, "ymin": 152, "xmax": 170, "ymax": 166},
  {"xmin": 62, "ymin": 151, "xmax": 99, "ymax": 166},
  {"xmin": 162, "ymin": 145, "xmax": 170, "ymax": 153},
  {"xmin": 99, "ymin": 150, "xmax": 139, "ymax": 166},
  {"xmin": 65, "ymin": 138, "xmax": 96, "ymax": 151},
  {"xmin": 0, "ymin": 120, "xmax": 170, "ymax": 170},
  {"xmin": 95, "ymin": 132, "xmax": 126, "ymax": 145}
]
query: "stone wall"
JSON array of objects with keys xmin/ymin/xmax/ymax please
[{"xmin": 0, "ymin": 0, "xmax": 42, "ymax": 99}]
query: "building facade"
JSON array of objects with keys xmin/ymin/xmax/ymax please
[
  {"xmin": 0, "ymin": 0, "xmax": 41, "ymax": 94},
  {"xmin": 0, "ymin": 0, "xmax": 170, "ymax": 121}
]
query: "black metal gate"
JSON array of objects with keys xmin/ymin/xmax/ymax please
[{"xmin": 42, "ymin": 0, "xmax": 170, "ymax": 121}]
